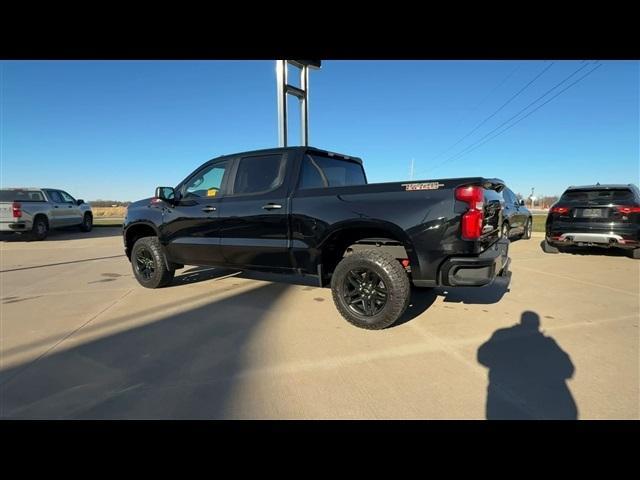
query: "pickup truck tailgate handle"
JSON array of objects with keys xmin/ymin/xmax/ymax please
[
  {"xmin": 201, "ymin": 206, "xmax": 217, "ymax": 213},
  {"xmin": 262, "ymin": 203, "xmax": 282, "ymax": 210}
]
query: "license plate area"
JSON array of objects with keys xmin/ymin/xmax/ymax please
[{"xmin": 577, "ymin": 208, "xmax": 604, "ymax": 218}]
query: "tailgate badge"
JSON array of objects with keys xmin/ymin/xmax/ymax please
[{"xmin": 401, "ymin": 182, "xmax": 445, "ymax": 191}]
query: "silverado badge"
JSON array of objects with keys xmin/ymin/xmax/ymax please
[{"xmin": 401, "ymin": 182, "xmax": 445, "ymax": 191}]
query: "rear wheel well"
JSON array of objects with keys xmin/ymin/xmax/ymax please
[
  {"xmin": 33, "ymin": 213, "xmax": 49, "ymax": 226},
  {"xmin": 321, "ymin": 228, "xmax": 409, "ymax": 283}
]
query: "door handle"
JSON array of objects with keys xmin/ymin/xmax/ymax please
[
  {"xmin": 202, "ymin": 206, "xmax": 217, "ymax": 213},
  {"xmin": 262, "ymin": 203, "xmax": 282, "ymax": 210},
  {"xmin": 54, "ymin": 205, "xmax": 59, "ymax": 208}
]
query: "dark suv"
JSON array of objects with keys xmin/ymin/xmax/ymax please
[
  {"xmin": 500, "ymin": 187, "xmax": 532, "ymax": 240},
  {"xmin": 543, "ymin": 184, "xmax": 640, "ymax": 258}
]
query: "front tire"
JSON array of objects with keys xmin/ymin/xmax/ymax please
[
  {"xmin": 80, "ymin": 212, "xmax": 93, "ymax": 232},
  {"xmin": 31, "ymin": 216, "xmax": 49, "ymax": 241},
  {"xmin": 331, "ymin": 250, "xmax": 410, "ymax": 330},
  {"xmin": 629, "ymin": 248, "xmax": 640, "ymax": 260},
  {"xmin": 131, "ymin": 236, "xmax": 175, "ymax": 288},
  {"xmin": 521, "ymin": 218, "xmax": 532, "ymax": 240}
]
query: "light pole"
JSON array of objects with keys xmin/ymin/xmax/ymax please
[{"xmin": 276, "ymin": 60, "xmax": 321, "ymax": 147}]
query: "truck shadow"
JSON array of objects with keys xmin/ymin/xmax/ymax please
[
  {"xmin": 1, "ymin": 227, "xmax": 122, "ymax": 242},
  {"xmin": 436, "ymin": 275, "xmax": 511, "ymax": 305},
  {"xmin": 477, "ymin": 311, "xmax": 578, "ymax": 419},
  {"xmin": 0, "ymin": 282, "xmax": 290, "ymax": 419}
]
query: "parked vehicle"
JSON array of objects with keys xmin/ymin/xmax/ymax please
[
  {"xmin": 123, "ymin": 146, "xmax": 511, "ymax": 329},
  {"xmin": 501, "ymin": 187, "xmax": 533, "ymax": 240},
  {"xmin": 543, "ymin": 184, "xmax": 640, "ymax": 258},
  {"xmin": 0, "ymin": 188, "xmax": 93, "ymax": 240}
]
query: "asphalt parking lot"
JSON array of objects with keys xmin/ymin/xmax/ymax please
[{"xmin": 1, "ymin": 227, "xmax": 638, "ymax": 419}]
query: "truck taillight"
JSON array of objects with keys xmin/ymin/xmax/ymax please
[
  {"xmin": 550, "ymin": 206, "xmax": 569, "ymax": 215},
  {"xmin": 12, "ymin": 202, "xmax": 22, "ymax": 218},
  {"xmin": 455, "ymin": 185, "xmax": 484, "ymax": 240},
  {"xmin": 617, "ymin": 206, "xmax": 640, "ymax": 214}
]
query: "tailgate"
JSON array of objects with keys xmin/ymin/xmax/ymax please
[{"xmin": 0, "ymin": 202, "xmax": 15, "ymax": 222}]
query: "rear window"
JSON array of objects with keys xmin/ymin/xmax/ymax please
[
  {"xmin": 559, "ymin": 188, "xmax": 635, "ymax": 205},
  {"xmin": 299, "ymin": 154, "xmax": 366, "ymax": 189},
  {"xmin": 0, "ymin": 190, "xmax": 45, "ymax": 202},
  {"xmin": 233, "ymin": 154, "xmax": 284, "ymax": 195}
]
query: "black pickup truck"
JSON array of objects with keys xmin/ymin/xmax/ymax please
[{"xmin": 123, "ymin": 146, "xmax": 510, "ymax": 329}]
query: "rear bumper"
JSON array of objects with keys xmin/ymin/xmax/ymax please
[
  {"xmin": 546, "ymin": 231, "xmax": 639, "ymax": 249},
  {"xmin": 0, "ymin": 221, "xmax": 31, "ymax": 232},
  {"xmin": 438, "ymin": 237, "xmax": 510, "ymax": 287}
]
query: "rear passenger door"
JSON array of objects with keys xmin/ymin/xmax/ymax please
[
  {"xmin": 219, "ymin": 152, "xmax": 293, "ymax": 270},
  {"xmin": 43, "ymin": 190, "xmax": 65, "ymax": 227}
]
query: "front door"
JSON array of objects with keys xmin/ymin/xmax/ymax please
[
  {"xmin": 163, "ymin": 159, "xmax": 230, "ymax": 266},
  {"xmin": 58, "ymin": 190, "xmax": 83, "ymax": 226},
  {"xmin": 219, "ymin": 153, "xmax": 292, "ymax": 270}
]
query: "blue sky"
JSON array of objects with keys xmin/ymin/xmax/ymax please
[{"xmin": 1, "ymin": 60, "xmax": 638, "ymax": 201}]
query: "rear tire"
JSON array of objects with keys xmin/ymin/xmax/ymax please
[
  {"xmin": 629, "ymin": 248, "xmax": 640, "ymax": 260},
  {"xmin": 80, "ymin": 212, "xmax": 93, "ymax": 232},
  {"xmin": 542, "ymin": 239, "xmax": 559, "ymax": 254},
  {"xmin": 31, "ymin": 216, "xmax": 49, "ymax": 241},
  {"xmin": 131, "ymin": 236, "xmax": 175, "ymax": 288},
  {"xmin": 521, "ymin": 218, "xmax": 532, "ymax": 240},
  {"xmin": 331, "ymin": 250, "xmax": 410, "ymax": 330},
  {"xmin": 501, "ymin": 222, "xmax": 510, "ymax": 240}
]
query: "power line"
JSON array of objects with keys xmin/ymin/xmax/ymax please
[
  {"xmin": 425, "ymin": 62, "xmax": 554, "ymax": 164},
  {"xmin": 420, "ymin": 61, "xmax": 598, "ymax": 175},
  {"xmin": 434, "ymin": 63, "xmax": 604, "ymax": 165}
]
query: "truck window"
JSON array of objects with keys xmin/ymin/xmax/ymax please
[
  {"xmin": 184, "ymin": 161, "xmax": 229, "ymax": 199},
  {"xmin": 0, "ymin": 190, "xmax": 45, "ymax": 202},
  {"xmin": 305, "ymin": 154, "xmax": 366, "ymax": 188},
  {"xmin": 299, "ymin": 155, "xmax": 327, "ymax": 189},
  {"xmin": 45, "ymin": 190, "xmax": 64, "ymax": 203},
  {"xmin": 59, "ymin": 191, "xmax": 76, "ymax": 203},
  {"xmin": 233, "ymin": 154, "xmax": 283, "ymax": 195}
]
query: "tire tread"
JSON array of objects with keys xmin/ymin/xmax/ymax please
[{"xmin": 331, "ymin": 249, "xmax": 410, "ymax": 330}]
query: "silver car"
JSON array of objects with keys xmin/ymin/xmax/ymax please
[{"xmin": 0, "ymin": 188, "xmax": 93, "ymax": 240}]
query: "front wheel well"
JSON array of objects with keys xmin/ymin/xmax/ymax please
[{"xmin": 125, "ymin": 224, "xmax": 159, "ymax": 260}]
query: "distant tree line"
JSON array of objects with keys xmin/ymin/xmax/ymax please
[
  {"xmin": 515, "ymin": 193, "xmax": 559, "ymax": 209},
  {"xmin": 89, "ymin": 200, "xmax": 131, "ymax": 207}
]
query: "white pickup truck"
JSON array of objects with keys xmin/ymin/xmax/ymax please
[{"xmin": 0, "ymin": 188, "xmax": 93, "ymax": 240}]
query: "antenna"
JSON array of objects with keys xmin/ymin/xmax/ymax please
[{"xmin": 409, "ymin": 158, "xmax": 414, "ymax": 180}]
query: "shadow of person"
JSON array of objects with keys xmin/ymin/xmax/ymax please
[{"xmin": 477, "ymin": 311, "xmax": 578, "ymax": 420}]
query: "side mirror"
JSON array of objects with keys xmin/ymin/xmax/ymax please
[
  {"xmin": 519, "ymin": 199, "xmax": 525, "ymax": 206},
  {"xmin": 76, "ymin": 199, "xmax": 84, "ymax": 206},
  {"xmin": 155, "ymin": 186, "xmax": 175, "ymax": 202}
]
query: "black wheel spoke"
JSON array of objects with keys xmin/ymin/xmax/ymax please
[
  {"xmin": 135, "ymin": 248, "xmax": 156, "ymax": 280},
  {"xmin": 342, "ymin": 266, "xmax": 387, "ymax": 317},
  {"xmin": 347, "ymin": 271, "xmax": 361, "ymax": 288}
]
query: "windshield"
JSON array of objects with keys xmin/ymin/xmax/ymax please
[
  {"xmin": 0, "ymin": 190, "xmax": 46, "ymax": 202},
  {"xmin": 559, "ymin": 188, "xmax": 635, "ymax": 205}
]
